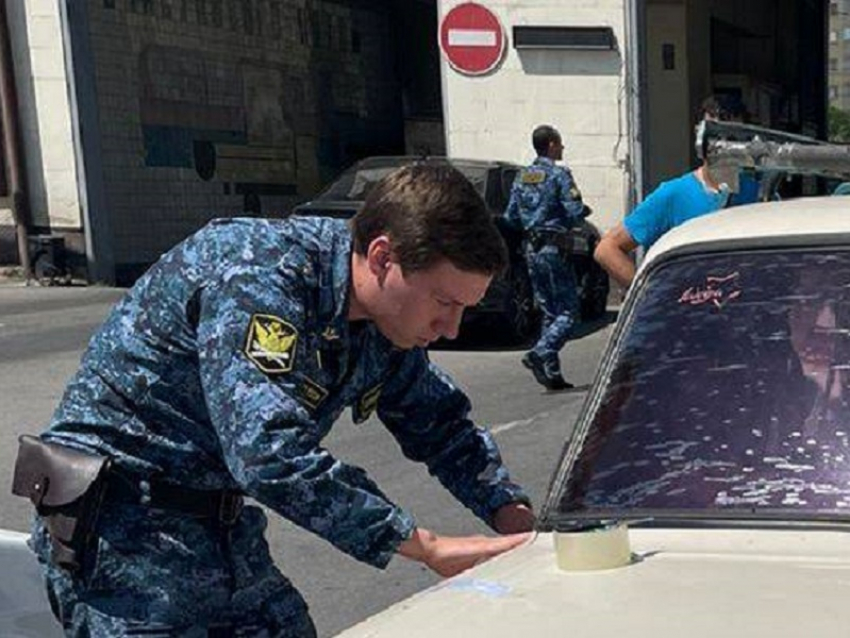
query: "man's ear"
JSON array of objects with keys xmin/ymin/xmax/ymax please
[{"xmin": 366, "ymin": 235, "xmax": 393, "ymax": 277}]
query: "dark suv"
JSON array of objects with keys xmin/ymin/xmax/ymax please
[{"xmin": 290, "ymin": 156, "xmax": 609, "ymax": 345}]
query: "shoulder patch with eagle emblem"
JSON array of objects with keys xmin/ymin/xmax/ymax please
[
  {"xmin": 244, "ymin": 314, "xmax": 298, "ymax": 374},
  {"xmin": 521, "ymin": 169, "xmax": 546, "ymax": 185}
]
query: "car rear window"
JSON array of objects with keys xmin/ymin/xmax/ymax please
[
  {"xmin": 315, "ymin": 159, "xmax": 490, "ymax": 202},
  {"xmin": 549, "ymin": 248, "xmax": 850, "ymax": 522}
]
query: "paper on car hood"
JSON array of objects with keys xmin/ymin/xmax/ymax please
[{"xmin": 335, "ymin": 528, "xmax": 850, "ymax": 638}]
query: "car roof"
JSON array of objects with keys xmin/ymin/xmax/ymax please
[
  {"xmin": 353, "ymin": 155, "xmax": 519, "ymax": 170},
  {"xmin": 639, "ymin": 196, "xmax": 850, "ymax": 276}
]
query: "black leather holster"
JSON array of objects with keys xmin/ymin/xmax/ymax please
[
  {"xmin": 528, "ymin": 230, "xmax": 575, "ymax": 256},
  {"xmin": 11, "ymin": 435, "xmax": 112, "ymax": 572}
]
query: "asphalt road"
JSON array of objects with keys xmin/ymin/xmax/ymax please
[{"xmin": 0, "ymin": 282, "xmax": 614, "ymax": 636}]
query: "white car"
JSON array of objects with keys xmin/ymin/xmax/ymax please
[
  {"xmin": 0, "ymin": 530, "xmax": 62, "ymax": 637},
  {"xmin": 336, "ymin": 198, "xmax": 850, "ymax": 637}
]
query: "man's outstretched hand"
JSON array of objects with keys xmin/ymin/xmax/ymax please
[{"xmin": 398, "ymin": 527, "xmax": 531, "ymax": 578}]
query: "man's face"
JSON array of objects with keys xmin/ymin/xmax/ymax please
[
  {"xmin": 549, "ymin": 136, "xmax": 564, "ymax": 161},
  {"xmin": 788, "ymin": 270, "xmax": 839, "ymax": 371},
  {"xmin": 370, "ymin": 258, "xmax": 492, "ymax": 349}
]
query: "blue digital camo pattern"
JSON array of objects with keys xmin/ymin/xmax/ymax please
[
  {"xmin": 32, "ymin": 506, "xmax": 316, "ymax": 636},
  {"xmin": 503, "ymin": 157, "xmax": 583, "ymax": 373},
  {"xmin": 503, "ymin": 156, "xmax": 584, "ymax": 234},
  {"xmin": 37, "ymin": 216, "xmax": 529, "ymax": 635},
  {"xmin": 525, "ymin": 245, "xmax": 579, "ymax": 374}
]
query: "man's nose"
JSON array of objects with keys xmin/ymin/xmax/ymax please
[{"xmin": 437, "ymin": 306, "xmax": 464, "ymax": 341}]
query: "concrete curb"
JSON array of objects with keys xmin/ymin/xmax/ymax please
[{"xmin": 0, "ymin": 266, "xmax": 25, "ymax": 285}]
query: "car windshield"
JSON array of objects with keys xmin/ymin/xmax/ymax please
[
  {"xmin": 315, "ymin": 158, "xmax": 490, "ymax": 202},
  {"xmin": 546, "ymin": 248, "xmax": 850, "ymax": 526}
]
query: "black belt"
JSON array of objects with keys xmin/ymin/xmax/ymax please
[
  {"xmin": 528, "ymin": 229, "xmax": 573, "ymax": 252},
  {"xmin": 106, "ymin": 474, "xmax": 244, "ymax": 526}
]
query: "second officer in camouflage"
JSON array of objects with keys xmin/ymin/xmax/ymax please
[
  {"xmin": 503, "ymin": 125, "xmax": 589, "ymax": 391},
  {"xmin": 26, "ymin": 165, "xmax": 534, "ymax": 636}
]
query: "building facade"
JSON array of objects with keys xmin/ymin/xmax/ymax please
[
  {"xmin": 829, "ymin": 0, "xmax": 850, "ymax": 111},
  {"xmin": 0, "ymin": 0, "xmax": 828, "ymax": 284}
]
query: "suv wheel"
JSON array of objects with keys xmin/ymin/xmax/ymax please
[
  {"xmin": 500, "ymin": 263, "xmax": 539, "ymax": 346},
  {"xmin": 579, "ymin": 259, "xmax": 609, "ymax": 321}
]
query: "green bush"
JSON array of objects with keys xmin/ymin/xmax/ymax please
[{"xmin": 828, "ymin": 105, "xmax": 850, "ymax": 142}]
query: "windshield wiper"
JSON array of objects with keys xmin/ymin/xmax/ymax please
[{"xmin": 540, "ymin": 509, "xmax": 850, "ymax": 533}]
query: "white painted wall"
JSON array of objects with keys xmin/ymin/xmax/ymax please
[
  {"xmin": 438, "ymin": 0, "xmax": 629, "ymax": 231},
  {"xmin": 7, "ymin": 0, "xmax": 81, "ymax": 230}
]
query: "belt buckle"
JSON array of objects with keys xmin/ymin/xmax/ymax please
[{"xmin": 218, "ymin": 492, "xmax": 244, "ymax": 526}]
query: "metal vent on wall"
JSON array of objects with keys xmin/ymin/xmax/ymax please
[{"xmin": 512, "ymin": 26, "xmax": 616, "ymax": 51}]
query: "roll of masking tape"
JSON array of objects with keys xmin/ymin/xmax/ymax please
[{"xmin": 553, "ymin": 522, "xmax": 632, "ymax": 571}]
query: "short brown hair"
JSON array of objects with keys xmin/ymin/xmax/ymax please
[{"xmin": 351, "ymin": 163, "xmax": 507, "ymax": 276}]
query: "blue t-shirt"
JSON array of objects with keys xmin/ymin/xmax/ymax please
[{"xmin": 624, "ymin": 171, "xmax": 728, "ymax": 249}]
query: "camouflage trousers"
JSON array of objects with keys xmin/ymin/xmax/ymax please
[
  {"xmin": 31, "ymin": 505, "xmax": 317, "ymax": 637},
  {"xmin": 526, "ymin": 244, "xmax": 579, "ymax": 375}
]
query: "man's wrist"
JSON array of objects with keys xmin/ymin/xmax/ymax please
[
  {"xmin": 397, "ymin": 527, "xmax": 436, "ymax": 563},
  {"xmin": 371, "ymin": 508, "xmax": 417, "ymax": 569}
]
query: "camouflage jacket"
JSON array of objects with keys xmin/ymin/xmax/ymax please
[
  {"xmin": 503, "ymin": 156, "xmax": 585, "ymax": 233},
  {"xmin": 44, "ymin": 217, "xmax": 528, "ymax": 568}
]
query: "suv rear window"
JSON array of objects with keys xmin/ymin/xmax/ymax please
[
  {"xmin": 315, "ymin": 159, "xmax": 490, "ymax": 202},
  {"xmin": 549, "ymin": 248, "xmax": 850, "ymax": 522}
]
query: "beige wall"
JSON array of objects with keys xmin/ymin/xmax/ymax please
[
  {"xmin": 7, "ymin": 0, "xmax": 81, "ymax": 230},
  {"xmin": 645, "ymin": 1, "xmax": 690, "ymax": 189},
  {"xmin": 438, "ymin": 0, "xmax": 629, "ymax": 232},
  {"xmin": 687, "ymin": 0, "xmax": 712, "ymax": 140}
]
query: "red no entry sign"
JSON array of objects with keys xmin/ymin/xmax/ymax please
[{"xmin": 439, "ymin": 3, "xmax": 506, "ymax": 76}]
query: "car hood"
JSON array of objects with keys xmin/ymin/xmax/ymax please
[{"xmin": 336, "ymin": 528, "xmax": 850, "ymax": 637}]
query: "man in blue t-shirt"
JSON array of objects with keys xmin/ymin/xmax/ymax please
[
  {"xmin": 593, "ymin": 164, "xmax": 729, "ymax": 288},
  {"xmin": 594, "ymin": 96, "xmax": 748, "ymax": 289}
]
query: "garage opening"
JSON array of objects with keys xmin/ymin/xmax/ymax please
[
  {"xmin": 393, "ymin": 0, "xmax": 444, "ymax": 157},
  {"xmin": 639, "ymin": 0, "xmax": 827, "ymax": 192}
]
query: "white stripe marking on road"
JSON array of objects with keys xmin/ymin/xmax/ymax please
[
  {"xmin": 447, "ymin": 29, "xmax": 496, "ymax": 47},
  {"xmin": 491, "ymin": 412, "xmax": 550, "ymax": 435}
]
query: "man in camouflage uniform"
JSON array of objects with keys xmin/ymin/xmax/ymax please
[
  {"xmin": 503, "ymin": 125, "xmax": 588, "ymax": 391},
  {"xmin": 27, "ymin": 165, "xmax": 533, "ymax": 636}
]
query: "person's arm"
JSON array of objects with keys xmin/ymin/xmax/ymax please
[
  {"xmin": 595, "ymin": 180, "xmax": 675, "ymax": 288},
  {"xmin": 197, "ymin": 266, "xmax": 415, "ymax": 569},
  {"xmin": 378, "ymin": 350, "xmax": 534, "ymax": 532},
  {"xmin": 556, "ymin": 167, "xmax": 586, "ymax": 223},
  {"xmin": 594, "ymin": 223, "xmax": 639, "ymax": 288},
  {"xmin": 501, "ymin": 177, "xmax": 522, "ymax": 230}
]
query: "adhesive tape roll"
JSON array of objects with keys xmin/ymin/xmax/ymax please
[{"xmin": 553, "ymin": 523, "xmax": 632, "ymax": 571}]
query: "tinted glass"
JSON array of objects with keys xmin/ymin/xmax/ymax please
[
  {"xmin": 315, "ymin": 158, "xmax": 490, "ymax": 202},
  {"xmin": 550, "ymin": 249, "xmax": 850, "ymax": 521}
]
